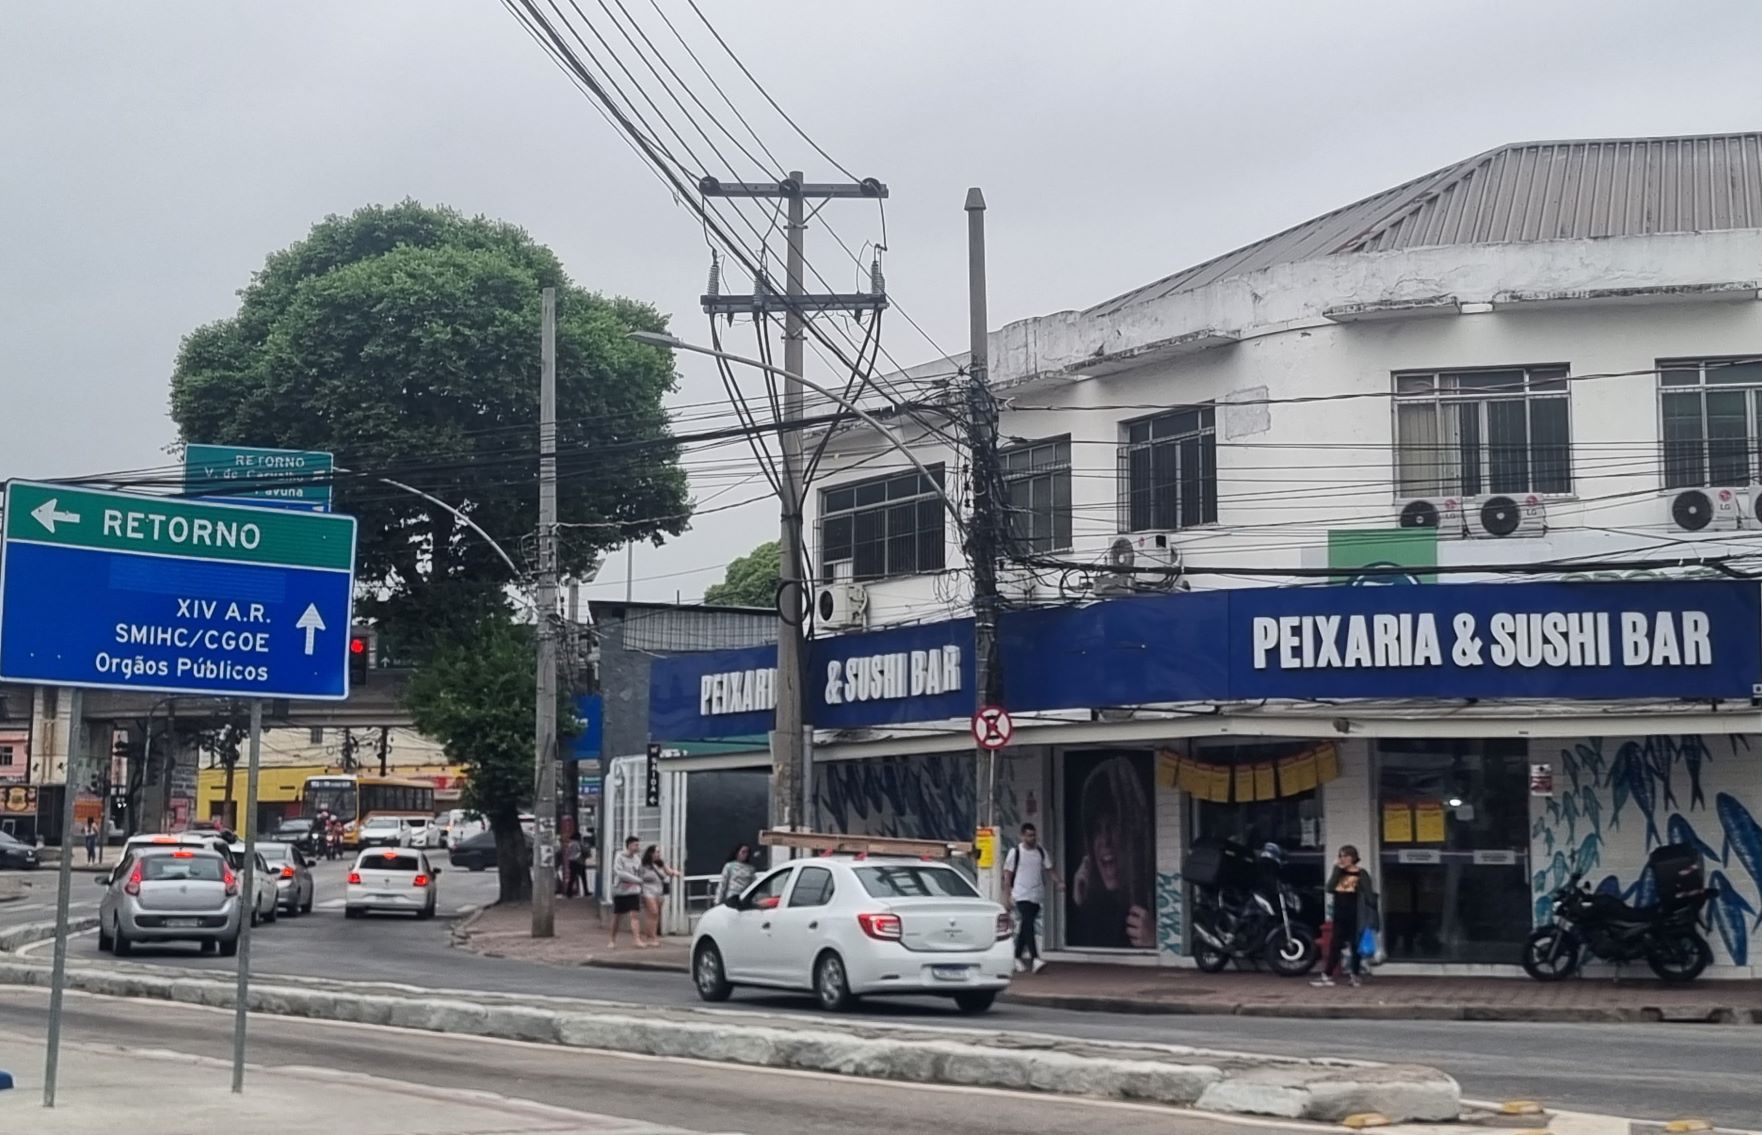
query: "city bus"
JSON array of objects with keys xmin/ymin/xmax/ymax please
[{"xmin": 302, "ymin": 774, "xmax": 437, "ymax": 846}]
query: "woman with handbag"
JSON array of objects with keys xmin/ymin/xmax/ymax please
[
  {"xmin": 638, "ymin": 845, "xmax": 682, "ymax": 948},
  {"xmin": 1313, "ymin": 845, "xmax": 1379, "ymax": 988}
]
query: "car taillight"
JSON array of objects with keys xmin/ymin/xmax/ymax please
[
  {"xmin": 347, "ymin": 871, "xmax": 362, "ymax": 885},
  {"xmin": 123, "ymin": 866, "xmax": 142, "ymax": 896},
  {"xmin": 857, "ymin": 912, "xmax": 902, "ymax": 941},
  {"xmin": 996, "ymin": 911, "xmax": 1013, "ymax": 940},
  {"xmin": 411, "ymin": 874, "xmax": 429, "ymax": 888},
  {"xmin": 222, "ymin": 868, "xmax": 238, "ymax": 897},
  {"xmin": 280, "ymin": 865, "xmax": 295, "ymax": 879}
]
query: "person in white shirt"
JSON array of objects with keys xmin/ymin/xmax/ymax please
[
  {"xmin": 1002, "ymin": 822, "xmax": 1062, "ymax": 973},
  {"xmin": 609, "ymin": 836, "xmax": 646, "ymax": 948}
]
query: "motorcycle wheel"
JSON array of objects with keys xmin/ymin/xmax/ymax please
[
  {"xmin": 1265, "ymin": 926, "xmax": 1319, "ymax": 977},
  {"xmin": 1647, "ymin": 931, "xmax": 1712, "ymax": 983},
  {"xmin": 1193, "ymin": 940, "xmax": 1231, "ymax": 973},
  {"xmin": 1521, "ymin": 926, "xmax": 1581, "ymax": 982}
]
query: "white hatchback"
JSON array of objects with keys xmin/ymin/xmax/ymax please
[
  {"xmin": 345, "ymin": 848, "xmax": 440, "ymax": 919},
  {"xmin": 691, "ymin": 856, "xmax": 1013, "ymax": 1013}
]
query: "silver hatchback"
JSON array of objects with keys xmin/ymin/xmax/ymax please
[{"xmin": 96, "ymin": 846, "xmax": 241, "ymax": 956}]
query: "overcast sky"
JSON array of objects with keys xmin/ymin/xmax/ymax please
[{"xmin": 5, "ymin": 1, "xmax": 1760, "ymax": 604}]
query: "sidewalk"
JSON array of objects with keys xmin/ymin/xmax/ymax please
[
  {"xmin": 456, "ymin": 904, "xmax": 1762, "ymax": 1023},
  {"xmin": 0, "ymin": 1032, "xmax": 692, "ymax": 1134}
]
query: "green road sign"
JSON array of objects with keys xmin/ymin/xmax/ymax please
[
  {"xmin": 2, "ymin": 481, "xmax": 352, "ymax": 570},
  {"xmin": 184, "ymin": 444, "xmax": 333, "ymax": 512}
]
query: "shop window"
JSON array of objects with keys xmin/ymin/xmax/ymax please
[
  {"xmin": 1394, "ymin": 366, "xmax": 1572, "ymax": 497},
  {"xmin": 819, "ymin": 467, "xmax": 947, "ymax": 581},
  {"xmin": 1375, "ymin": 738, "xmax": 1531, "ymax": 965},
  {"xmin": 1119, "ymin": 406, "xmax": 1217, "ymax": 532},
  {"xmin": 1189, "ymin": 740, "xmax": 1328, "ymax": 929},
  {"xmin": 1659, "ymin": 357, "xmax": 1762, "ymax": 488},
  {"xmin": 1001, "ymin": 437, "xmax": 1072, "ymax": 553},
  {"xmin": 0, "ymin": 744, "xmax": 14, "ymax": 772},
  {"xmin": 1061, "ymin": 750, "xmax": 1156, "ymax": 950}
]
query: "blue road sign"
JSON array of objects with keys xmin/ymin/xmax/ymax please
[{"xmin": 0, "ymin": 481, "xmax": 356, "ymax": 700}]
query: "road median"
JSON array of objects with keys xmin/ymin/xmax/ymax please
[{"xmin": 0, "ymin": 956, "xmax": 1460, "ymax": 1124}]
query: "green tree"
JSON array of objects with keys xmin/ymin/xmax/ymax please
[
  {"xmin": 405, "ymin": 617, "xmax": 576, "ymax": 903},
  {"xmin": 170, "ymin": 201, "xmax": 690, "ymax": 654},
  {"xmin": 702, "ymin": 540, "xmax": 780, "ymax": 607}
]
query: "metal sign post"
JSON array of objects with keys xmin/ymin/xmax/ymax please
[
  {"xmin": 41, "ymin": 686, "xmax": 83, "ymax": 1109},
  {"xmin": 230, "ymin": 698, "xmax": 262, "ymax": 1093}
]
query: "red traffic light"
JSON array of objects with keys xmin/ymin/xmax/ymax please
[{"xmin": 349, "ymin": 637, "xmax": 366, "ymax": 655}]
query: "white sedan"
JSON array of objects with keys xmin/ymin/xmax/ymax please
[
  {"xmin": 345, "ymin": 848, "xmax": 440, "ymax": 919},
  {"xmin": 691, "ymin": 856, "xmax": 1013, "ymax": 1013}
]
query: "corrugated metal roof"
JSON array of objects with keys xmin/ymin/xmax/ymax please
[{"xmin": 1090, "ymin": 133, "xmax": 1762, "ymax": 316}]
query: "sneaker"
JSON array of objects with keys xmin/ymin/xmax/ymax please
[
  {"xmin": 1348, "ymin": 974, "xmax": 1362, "ymax": 988},
  {"xmin": 1310, "ymin": 975, "xmax": 1335, "ymax": 987},
  {"xmin": 1013, "ymin": 958, "xmax": 1027, "ymax": 974},
  {"xmin": 1031, "ymin": 958, "xmax": 1047, "ymax": 974}
]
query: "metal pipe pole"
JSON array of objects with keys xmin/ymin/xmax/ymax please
[
  {"xmin": 965, "ymin": 188, "xmax": 1002, "ymax": 832},
  {"xmin": 532, "ymin": 286, "xmax": 559, "ymax": 936},
  {"xmin": 774, "ymin": 172, "xmax": 808, "ymax": 838},
  {"xmin": 230, "ymin": 697, "xmax": 263, "ymax": 1092},
  {"xmin": 42, "ymin": 686, "xmax": 83, "ymax": 1108}
]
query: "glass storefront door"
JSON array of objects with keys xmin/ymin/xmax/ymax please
[
  {"xmin": 1376, "ymin": 739, "xmax": 1531, "ymax": 964},
  {"xmin": 1190, "ymin": 741, "xmax": 1327, "ymax": 930}
]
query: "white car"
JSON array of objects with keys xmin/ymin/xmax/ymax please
[
  {"xmin": 444, "ymin": 810, "xmax": 487, "ymax": 852},
  {"xmin": 356, "ymin": 816, "xmax": 410, "ymax": 848},
  {"xmin": 690, "ymin": 856, "xmax": 1012, "ymax": 1013},
  {"xmin": 226, "ymin": 843, "xmax": 281, "ymax": 926},
  {"xmin": 400, "ymin": 817, "xmax": 442, "ymax": 849},
  {"xmin": 345, "ymin": 847, "xmax": 440, "ymax": 919}
]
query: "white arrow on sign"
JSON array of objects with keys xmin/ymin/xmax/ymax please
[
  {"xmin": 30, "ymin": 498, "xmax": 81, "ymax": 534},
  {"xmin": 295, "ymin": 603, "xmax": 327, "ymax": 656}
]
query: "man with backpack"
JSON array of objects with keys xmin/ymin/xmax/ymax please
[{"xmin": 1002, "ymin": 822, "xmax": 1062, "ymax": 973}]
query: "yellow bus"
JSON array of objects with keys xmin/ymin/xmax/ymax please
[{"xmin": 302, "ymin": 774, "xmax": 437, "ymax": 845}]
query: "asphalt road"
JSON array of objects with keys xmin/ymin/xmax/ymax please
[
  {"xmin": 6, "ymin": 857, "xmax": 1759, "ymax": 1125},
  {"xmin": 0, "ymin": 988, "xmax": 1319, "ymax": 1135}
]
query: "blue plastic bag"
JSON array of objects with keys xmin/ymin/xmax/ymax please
[{"xmin": 1358, "ymin": 926, "xmax": 1377, "ymax": 960}]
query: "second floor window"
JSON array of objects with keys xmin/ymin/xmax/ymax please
[
  {"xmin": 1661, "ymin": 357, "xmax": 1762, "ymax": 488},
  {"xmin": 1120, "ymin": 406, "xmax": 1217, "ymax": 532},
  {"xmin": 1001, "ymin": 437, "xmax": 1072, "ymax": 554},
  {"xmin": 820, "ymin": 466, "xmax": 946, "ymax": 581},
  {"xmin": 1394, "ymin": 366, "xmax": 1571, "ymax": 497}
]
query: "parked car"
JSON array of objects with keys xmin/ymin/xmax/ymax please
[
  {"xmin": 345, "ymin": 848, "xmax": 440, "ymax": 919},
  {"xmin": 356, "ymin": 816, "xmax": 410, "ymax": 848},
  {"xmin": 96, "ymin": 846, "xmax": 241, "ymax": 956},
  {"xmin": 258, "ymin": 841, "xmax": 315, "ymax": 916},
  {"xmin": 400, "ymin": 816, "xmax": 442, "ymax": 849},
  {"xmin": 0, "ymin": 830, "xmax": 39, "ymax": 870},
  {"xmin": 448, "ymin": 828, "xmax": 530, "ymax": 872},
  {"xmin": 267, "ymin": 818, "xmax": 320, "ymax": 856},
  {"xmin": 690, "ymin": 856, "xmax": 1013, "ymax": 1013}
]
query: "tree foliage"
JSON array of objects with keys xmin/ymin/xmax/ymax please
[
  {"xmin": 405, "ymin": 616, "xmax": 575, "ymax": 903},
  {"xmin": 702, "ymin": 540, "xmax": 780, "ymax": 608},
  {"xmin": 170, "ymin": 201, "xmax": 690, "ymax": 654}
]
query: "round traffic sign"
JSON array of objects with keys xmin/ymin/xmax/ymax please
[{"xmin": 972, "ymin": 705, "xmax": 1013, "ymax": 750}]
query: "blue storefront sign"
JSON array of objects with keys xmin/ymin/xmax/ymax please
[{"xmin": 649, "ymin": 581, "xmax": 1762, "ymax": 741}]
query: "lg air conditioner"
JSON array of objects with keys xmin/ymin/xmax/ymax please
[
  {"xmin": 1667, "ymin": 487, "xmax": 1743, "ymax": 532},
  {"xmin": 1395, "ymin": 497, "xmax": 1468, "ymax": 537},
  {"xmin": 814, "ymin": 580, "xmax": 868, "ymax": 630},
  {"xmin": 1470, "ymin": 494, "xmax": 1546, "ymax": 538}
]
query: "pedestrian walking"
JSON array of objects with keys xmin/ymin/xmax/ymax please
[
  {"xmin": 608, "ymin": 836, "xmax": 645, "ymax": 948},
  {"xmin": 561, "ymin": 833, "xmax": 583, "ymax": 897},
  {"xmin": 82, "ymin": 818, "xmax": 98, "ymax": 865},
  {"xmin": 639, "ymin": 844, "xmax": 682, "ymax": 948},
  {"xmin": 1313, "ymin": 844, "xmax": 1379, "ymax": 988},
  {"xmin": 715, "ymin": 843, "xmax": 755, "ymax": 904},
  {"xmin": 1002, "ymin": 822, "xmax": 1061, "ymax": 973}
]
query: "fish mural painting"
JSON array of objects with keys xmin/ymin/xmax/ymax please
[{"xmin": 1533, "ymin": 735, "xmax": 1759, "ymax": 968}]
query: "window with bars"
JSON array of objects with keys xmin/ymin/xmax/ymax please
[
  {"xmin": 1393, "ymin": 366, "xmax": 1572, "ymax": 497},
  {"xmin": 1118, "ymin": 406, "xmax": 1217, "ymax": 532},
  {"xmin": 819, "ymin": 466, "xmax": 947, "ymax": 581},
  {"xmin": 1001, "ymin": 437, "xmax": 1072, "ymax": 554},
  {"xmin": 1660, "ymin": 357, "xmax": 1762, "ymax": 489}
]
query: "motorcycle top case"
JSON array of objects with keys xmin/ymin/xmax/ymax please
[
  {"xmin": 1647, "ymin": 843, "xmax": 1705, "ymax": 911},
  {"xmin": 1183, "ymin": 838, "xmax": 1258, "ymax": 891}
]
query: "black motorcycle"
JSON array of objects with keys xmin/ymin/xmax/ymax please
[
  {"xmin": 1185, "ymin": 839, "xmax": 1319, "ymax": 977},
  {"xmin": 1522, "ymin": 842, "xmax": 1715, "ymax": 983}
]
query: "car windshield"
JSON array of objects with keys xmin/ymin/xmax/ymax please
[
  {"xmin": 364, "ymin": 818, "xmax": 401, "ymax": 828},
  {"xmin": 275, "ymin": 820, "xmax": 313, "ymax": 833},
  {"xmin": 0, "ymin": 832, "xmax": 24, "ymax": 848},
  {"xmin": 142, "ymin": 856, "xmax": 225, "ymax": 882},
  {"xmin": 853, "ymin": 865, "xmax": 979, "ymax": 899},
  {"xmin": 260, "ymin": 845, "xmax": 292, "ymax": 862},
  {"xmin": 364, "ymin": 852, "xmax": 421, "ymax": 871}
]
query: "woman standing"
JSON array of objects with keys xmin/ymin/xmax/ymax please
[
  {"xmin": 716, "ymin": 843, "xmax": 755, "ymax": 903},
  {"xmin": 1313, "ymin": 844, "xmax": 1378, "ymax": 988},
  {"xmin": 639, "ymin": 845, "xmax": 682, "ymax": 947}
]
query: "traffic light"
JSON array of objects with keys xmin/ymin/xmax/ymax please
[{"xmin": 349, "ymin": 633, "xmax": 369, "ymax": 689}]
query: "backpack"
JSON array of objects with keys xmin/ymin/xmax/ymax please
[{"xmin": 1005, "ymin": 845, "xmax": 1049, "ymax": 874}]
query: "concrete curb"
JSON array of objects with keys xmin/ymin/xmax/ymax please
[
  {"xmin": 0, "ymin": 916, "xmax": 100, "ymax": 954},
  {"xmin": 1004, "ymin": 989, "xmax": 1762, "ymax": 1025},
  {"xmin": 0, "ymin": 959, "xmax": 1460, "ymax": 1123}
]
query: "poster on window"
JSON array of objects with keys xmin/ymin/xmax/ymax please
[{"xmin": 1063, "ymin": 749, "xmax": 1155, "ymax": 950}]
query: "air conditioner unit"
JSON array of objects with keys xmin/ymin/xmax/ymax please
[
  {"xmin": 1667, "ymin": 486, "xmax": 1744, "ymax": 532},
  {"xmin": 1093, "ymin": 536, "xmax": 1136, "ymax": 596},
  {"xmin": 1470, "ymin": 494, "xmax": 1546, "ymax": 538},
  {"xmin": 1395, "ymin": 497, "xmax": 1468, "ymax": 537},
  {"xmin": 995, "ymin": 564, "xmax": 1038, "ymax": 603},
  {"xmin": 814, "ymin": 581, "xmax": 868, "ymax": 630},
  {"xmin": 1127, "ymin": 532, "xmax": 1183, "ymax": 589}
]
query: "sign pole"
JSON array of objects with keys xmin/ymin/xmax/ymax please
[
  {"xmin": 230, "ymin": 698, "xmax": 262, "ymax": 1093},
  {"xmin": 42, "ymin": 686, "xmax": 83, "ymax": 1108}
]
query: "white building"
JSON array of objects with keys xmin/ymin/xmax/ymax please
[{"xmin": 786, "ymin": 135, "xmax": 1762, "ymax": 975}]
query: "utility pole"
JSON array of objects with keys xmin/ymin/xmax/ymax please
[
  {"xmin": 532, "ymin": 285, "xmax": 559, "ymax": 937},
  {"xmin": 700, "ymin": 173, "xmax": 887, "ymax": 839},
  {"xmin": 965, "ymin": 188, "xmax": 1003, "ymax": 834}
]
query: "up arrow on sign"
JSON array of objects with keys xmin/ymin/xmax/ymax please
[
  {"xmin": 296, "ymin": 603, "xmax": 327, "ymax": 656},
  {"xmin": 30, "ymin": 499, "xmax": 80, "ymax": 534}
]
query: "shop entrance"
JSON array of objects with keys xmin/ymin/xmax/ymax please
[
  {"xmin": 1188, "ymin": 740, "xmax": 1329, "ymax": 930},
  {"xmin": 1376, "ymin": 739, "xmax": 1531, "ymax": 964}
]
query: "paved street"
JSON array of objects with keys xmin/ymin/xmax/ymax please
[
  {"xmin": 0, "ymin": 988, "xmax": 1326, "ymax": 1135},
  {"xmin": 6, "ymin": 856, "xmax": 1760, "ymax": 1125}
]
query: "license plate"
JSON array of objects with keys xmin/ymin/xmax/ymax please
[
  {"xmin": 164, "ymin": 918, "xmax": 198, "ymax": 928},
  {"xmin": 931, "ymin": 965, "xmax": 970, "ymax": 982}
]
